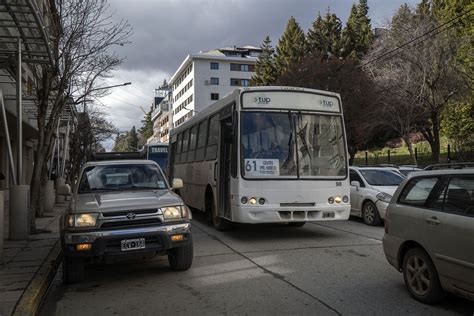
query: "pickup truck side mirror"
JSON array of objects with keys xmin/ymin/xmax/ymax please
[
  {"xmin": 172, "ymin": 178, "xmax": 183, "ymax": 189},
  {"xmin": 350, "ymin": 181, "xmax": 361, "ymax": 190}
]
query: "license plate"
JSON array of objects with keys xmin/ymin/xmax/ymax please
[
  {"xmin": 322, "ymin": 211, "xmax": 335, "ymax": 219},
  {"xmin": 121, "ymin": 238, "xmax": 145, "ymax": 251}
]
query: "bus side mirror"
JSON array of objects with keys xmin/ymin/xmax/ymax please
[
  {"xmin": 350, "ymin": 181, "xmax": 360, "ymax": 190},
  {"xmin": 172, "ymin": 178, "xmax": 183, "ymax": 189}
]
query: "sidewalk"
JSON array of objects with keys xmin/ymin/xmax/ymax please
[{"xmin": 0, "ymin": 202, "xmax": 65, "ymax": 316}]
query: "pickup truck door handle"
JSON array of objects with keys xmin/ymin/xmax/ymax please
[{"xmin": 424, "ymin": 217, "xmax": 440, "ymax": 226}]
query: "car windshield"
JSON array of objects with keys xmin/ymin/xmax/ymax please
[
  {"xmin": 78, "ymin": 164, "xmax": 167, "ymax": 193},
  {"xmin": 240, "ymin": 112, "xmax": 346, "ymax": 178},
  {"xmin": 359, "ymin": 169, "xmax": 404, "ymax": 186}
]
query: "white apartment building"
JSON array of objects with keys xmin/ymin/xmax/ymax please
[
  {"xmin": 169, "ymin": 46, "xmax": 262, "ymax": 128},
  {"xmin": 149, "ymin": 88, "xmax": 172, "ymax": 143}
]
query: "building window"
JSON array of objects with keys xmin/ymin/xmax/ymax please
[
  {"xmin": 230, "ymin": 63, "xmax": 255, "ymax": 72},
  {"xmin": 230, "ymin": 78, "xmax": 240, "ymax": 86},
  {"xmin": 211, "ymin": 93, "xmax": 219, "ymax": 101},
  {"xmin": 210, "ymin": 62, "xmax": 219, "ymax": 70},
  {"xmin": 210, "ymin": 77, "xmax": 219, "ymax": 85},
  {"xmin": 231, "ymin": 78, "xmax": 250, "ymax": 86},
  {"xmin": 242, "ymin": 79, "xmax": 250, "ymax": 86}
]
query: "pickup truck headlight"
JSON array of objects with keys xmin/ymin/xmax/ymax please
[
  {"xmin": 162, "ymin": 206, "xmax": 190, "ymax": 221},
  {"xmin": 66, "ymin": 213, "xmax": 99, "ymax": 228},
  {"xmin": 376, "ymin": 192, "xmax": 392, "ymax": 203}
]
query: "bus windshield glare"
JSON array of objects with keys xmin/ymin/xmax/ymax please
[{"xmin": 241, "ymin": 112, "xmax": 346, "ymax": 178}]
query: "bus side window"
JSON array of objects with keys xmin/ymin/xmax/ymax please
[
  {"xmin": 205, "ymin": 115, "xmax": 219, "ymax": 160},
  {"xmin": 180, "ymin": 129, "xmax": 190, "ymax": 163},
  {"xmin": 187, "ymin": 125, "xmax": 198, "ymax": 162},
  {"xmin": 176, "ymin": 133, "xmax": 182, "ymax": 164},
  {"xmin": 195, "ymin": 120, "xmax": 208, "ymax": 161}
]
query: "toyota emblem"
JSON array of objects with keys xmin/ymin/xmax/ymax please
[{"xmin": 126, "ymin": 213, "xmax": 136, "ymax": 220}]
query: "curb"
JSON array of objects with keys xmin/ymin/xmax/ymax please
[{"xmin": 12, "ymin": 241, "xmax": 62, "ymax": 316}]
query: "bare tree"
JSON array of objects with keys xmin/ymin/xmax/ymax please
[
  {"xmin": 29, "ymin": 0, "xmax": 131, "ymax": 227},
  {"xmin": 364, "ymin": 4, "xmax": 464, "ymax": 163},
  {"xmin": 67, "ymin": 105, "xmax": 117, "ymax": 183}
]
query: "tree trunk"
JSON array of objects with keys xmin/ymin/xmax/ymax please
[
  {"xmin": 348, "ymin": 147, "xmax": 356, "ymax": 166},
  {"xmin": 402, "ymin": 135, "xmax": 417, "ymax": 165},
  {"xmin": 430, "ymin": 112, "xmax": 441, "ymax": 163}
]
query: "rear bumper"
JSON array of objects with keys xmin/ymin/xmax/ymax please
[{"xmin": 62, "ymin": 223, "xmax": 191, "ymax": 260}]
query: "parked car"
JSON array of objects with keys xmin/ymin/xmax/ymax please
[
  {"xmin": 349, "ymin": 166, "xmax": 405, "ymax": 225},
  {"xmin": 383, "ymin": 169, "xmax": 474, "ymax": 304},
  {"xmin": 424, "ymin": 162, "xmax": 474, "ymax": 170},
  {"xmin": 60, "ymin": 159, "xmax": 193, "ymax": 283},
  {"xmin": 398, "ymin": 165, "xmax": 422, "ymax": 177}
]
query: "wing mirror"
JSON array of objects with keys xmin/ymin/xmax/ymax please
[
  {"xmin": 172, "ymin": 178, "xmax": 183, "ymax": 189},
  {"xmin": 350, "ymin": 181, "xmax": 360, "ymax": 190}
]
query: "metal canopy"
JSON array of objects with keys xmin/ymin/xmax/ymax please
[{"xmin": 0, "ymin": 0, "xmax": 54, "ymax": 65}]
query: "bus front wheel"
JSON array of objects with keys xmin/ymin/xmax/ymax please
[{"xmin": 210, "ymin": 197, "xmax": 231, "ymax": 231}]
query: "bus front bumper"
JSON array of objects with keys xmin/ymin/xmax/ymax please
[{"xmin": 231, "ymin": 205, "xmax": 350, "ymax": 223}]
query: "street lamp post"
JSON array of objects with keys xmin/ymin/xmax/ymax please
[{"xmin": 82, "ymin": 82, "xmax": 132, "ymax": 112}]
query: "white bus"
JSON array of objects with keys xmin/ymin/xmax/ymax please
[{"xmin": 169, "ymin": 87, "xmax": 350, "ymax": 230}]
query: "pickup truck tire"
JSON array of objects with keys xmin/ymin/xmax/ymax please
[
  {"xmin": 62, "ymin": 257, "xmax": 85, "ymax": 284},
  {"xmin": 168, "ymin": 237, "xmax": 193, "ymax": 271}
]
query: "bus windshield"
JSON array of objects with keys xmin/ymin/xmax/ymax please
[{"xmin": 241, "ymin": 112, "xmax": 346, "ymax": 178}]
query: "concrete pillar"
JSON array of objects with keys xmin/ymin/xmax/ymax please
[
  {"xmin": 0, "ymin": 191, "xmax": 4, "ymax": 264},
  {"xmin": 55, "ymin": 177, "xmax": 65, "ymax": 190},
  {"xmin": 9, "ymin": 185, "xmax": 29, "ymax": 240},
  {"xmin": 44, "ymin": 180, "xmax": 55, "ymax": 213}
]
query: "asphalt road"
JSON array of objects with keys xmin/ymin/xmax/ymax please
[{"xmin": 40, "ymin": 216, "xmax": 474, "ymax": 315}]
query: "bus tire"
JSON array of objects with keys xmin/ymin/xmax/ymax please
[{"xmin": 210, "ymin": 197, "xmax": 231, "ymax": 231}]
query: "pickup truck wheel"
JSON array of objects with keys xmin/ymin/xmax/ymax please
[
  {"xmin": 62, "ymin": 257, "xmax": 85, "ymax": 284},
  {"xmin": 168, "ymin": 238, "xmax": 194, "ymax": 271}
]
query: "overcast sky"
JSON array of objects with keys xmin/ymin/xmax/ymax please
[{"xmin": 98, "ymin": 0, "xmax": 419, "ymax": 150}]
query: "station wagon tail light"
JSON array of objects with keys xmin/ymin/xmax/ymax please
[{"xmin": 66, "ymin": 213, "xmax": 98, "ymax": 228}]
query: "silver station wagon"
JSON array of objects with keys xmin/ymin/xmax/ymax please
[
  {"xmin": 60, "ymin": 159, "xmax": 192, "ymax": 283},
  {"xmin": 383, "ymin": 169, "xmax": 474, "ymax": 304}
]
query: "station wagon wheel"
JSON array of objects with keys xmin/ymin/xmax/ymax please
[
  {"xmin": 402, "ymin": 248, "xmax": 445, "ymax": 304},
  {"xmin": 362, "ymin": 201, "xmax": 381, "ymax": 226}
]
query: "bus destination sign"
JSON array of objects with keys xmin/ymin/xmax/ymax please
[
  {"xmin": 245, "ymin": 159, "xmax": 280, "ymax": 177},
  {"xmin": 242, "ymin": 91, "xmax": 341, "ymax": 113}
]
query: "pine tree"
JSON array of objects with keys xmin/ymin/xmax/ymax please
[
  {"xmin": 307, "ymin": 10, "xmax": 342, "ymax": 58},
  {"xmin": 274, "ymin": 17, "xmax": 307, "ymax": 77},
  {"xmin": 128, "ymin": 126, "xmax": 138, "ymax": 150},
  {"xmin": 307, "ymin": 12, "xmax": 325, "ymax": 53},
  {"xmin": 252, "ymin": 36, "xmax": 277, "ymax": 86},
  {"xmin": 341, "ymin": 0, "xmax": 373, "ymax": 59},
  {"xmin": 341, "ymin": 4, "xmax": 359, "ymax": 59}
]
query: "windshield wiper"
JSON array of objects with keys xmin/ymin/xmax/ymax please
[
  {"xmin": 79, "ymin": 187, "xmax": 122, "ymax": 193},
  {"xmin": 129, "ymin": 185, "xmax": 161, "ymax": 190}
]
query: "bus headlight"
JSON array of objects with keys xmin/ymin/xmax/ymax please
[
  {"xmin": 241, "ymin": 196, "xmax": 248, "ymax": 204},
  {"xmin": 342, "ymin": 195, "xmax": 349, "ymax": 203},
  {"xmin": 249, "ymin": 197, "xmax": 257, "ymax": 205},
  {"xmin": 334, "ymin": 196, "xmax": 342, "ymax": 204},
  {"xmin": 258, "ymin": 198, "xmax": 266, "ymax": 205},
  {"xmin": 328, "ymin": 197, "xmax": 334, "ymax": 204}
]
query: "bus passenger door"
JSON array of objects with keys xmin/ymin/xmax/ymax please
[{"xmin": 218, "ymin": 114, "xmax": 233, "ymax": 219}]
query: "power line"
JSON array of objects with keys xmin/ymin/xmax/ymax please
[
  {"xmin": 105, "ymin": 95, "xmax": 147, "ymax": 114},
  {"xmin": 359, "ymin": 7, "xmax": 474, "ymax": 69}
]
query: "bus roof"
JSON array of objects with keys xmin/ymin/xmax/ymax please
[{"xmin": 170, "ymin": 86, "xmax": 342, "ymax": 137}]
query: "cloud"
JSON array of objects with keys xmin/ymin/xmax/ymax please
[{"xmin": 99, "ymin": 0, "xmax": 419, "ymax": 150}]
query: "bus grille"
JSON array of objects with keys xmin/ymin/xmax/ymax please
[{"xmin": 280, "ymin": 202, "xmax": 315, "ymax": 207}]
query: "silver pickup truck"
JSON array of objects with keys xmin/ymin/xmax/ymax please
[{"xmin": 60, "ymin": 159, "xmax": 192, "ymax": 283}]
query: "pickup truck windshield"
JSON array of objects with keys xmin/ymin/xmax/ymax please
[{"xmin": 78, "ymin": 164, "xmax": 167, "ymax": 193}]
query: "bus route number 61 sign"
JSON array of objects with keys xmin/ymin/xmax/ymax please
[{"xmin": 245, "ymin": 159, "xmax": 280, "ymax": 176}]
